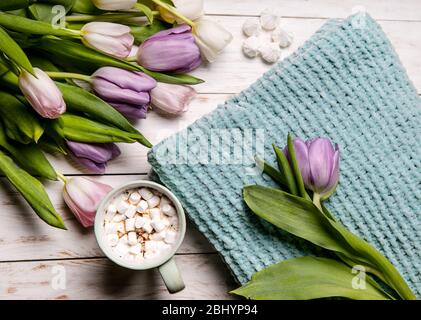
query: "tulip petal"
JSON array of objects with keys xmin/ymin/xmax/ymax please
[
  {"xmin": 325, "ymin": 146, "xmax": 340, "ymax": 192},
  {"xmin": 82, "ymin": 22, "xmax": 131, "ymax": 36},
  {"xmin": 83, "ymin": 33, "xmax": 133, "ymax": 59},
  {"xmin": 291, "ymin": 138, "xmax": 311, "ymax": 185},
  {"xmin": 109, "ymin": 102, "xmax": 148, "ymax": 119},
  {"xmin": 92, "ymin": 67, "xmax": 156, "ymax": 92},
  {"xmin": 93, "ymin": 78, "xmax": 151, "ymax": 105},
  {"xmin": 308, "ymin": 138, "xmax": 335, "ymax": 192},
  {"xmin": 67, "ymin": 141, "xmax": 117, "ymax": 163},
  {"xmin": 151, "ymin": 83, "xmax": 196, "ymax": 116}
]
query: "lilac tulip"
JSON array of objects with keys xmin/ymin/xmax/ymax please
[
  {"xmin": 67, "ymin": 141, "xmax": 121, "ymax": 174},
  {"xmin": 150, "ymin": 82, "xmax": 196, "ymax": 116},
  {"xmin": 63, "ymin": 177, "xmax": 112, "ymax": 228},
  {"xmin": 81, "ymin": 22, "xmax": 134, "ymax": 59},
  {"xmin": 285, "ymin": 137, "xmax": 339, "ymax": 199},
  {"xmin": 137, "ymin": 24, "xmax": 201, "ymax": 73},
  {"xmin": 92, "ymin": 67, "xmax": 156, "ymax": 119},
  {"xmin": 18, "ymin": 68, "xmax": 66, "ymax": 119}
]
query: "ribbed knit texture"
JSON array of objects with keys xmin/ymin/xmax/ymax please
[{"xmin": 149, "ymin": 13, "xmax": 421, "ymax": 296}]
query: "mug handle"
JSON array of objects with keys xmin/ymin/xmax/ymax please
[{"xmin": 158, "ymin": 257, "xmax": 185, "ymax": 293}]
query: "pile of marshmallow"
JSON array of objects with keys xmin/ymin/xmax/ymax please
[
  {"xmin": 242, "ymin": 8, "xmax": 293, "ymax": 63},
  {"xmin": 103, "ymin": 187, "xmax": 179, "ymax": 263}
]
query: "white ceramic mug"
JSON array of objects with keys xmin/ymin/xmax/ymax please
[{"xmin": 95, "ymin": 180, "xmax": 186, "ymax": 293}]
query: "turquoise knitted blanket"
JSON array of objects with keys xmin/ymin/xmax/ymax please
[{"xmin": 148, "ymin": 13, "xmax": 421, "ymax": 296}]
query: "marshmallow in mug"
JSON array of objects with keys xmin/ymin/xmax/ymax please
[{"xmin": 103, "ymin": 186, "xmax": 180, "ymax": 263}]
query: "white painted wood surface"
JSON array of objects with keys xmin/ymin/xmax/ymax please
[{"xmin": 0, "ymin": 1, "xmax": 420, "ymax": 299}]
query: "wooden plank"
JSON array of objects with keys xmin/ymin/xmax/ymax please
[
  {"xmin": 204, "ymin": 0, "xmax": 421, "ymax": 21},
  {"xmin": 0, "ymin": 255, "xmax": 237, "ymax": 299},
  {"xmin": 0, "ymin": 175, "xmax": 215, "ymax": 262},
  {"xmin": 190, "ymin": 17, "xmax": 421, "ymax": 94}
]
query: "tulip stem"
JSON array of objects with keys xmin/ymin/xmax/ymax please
[
  {"xmin": 46, "ymin": 72, "xmax": 92, "ymax": 83},
  {"xmin": 312, "ymin": 192, "xmax": 323, "ymax": 212},
  {"xmin": 65, "ymin": 12, "xmax": 158, "ymax": 23},
  {"xmin": 56, "ymin": 172, "xmax": 67, "ymax": 184},
  {"xmin": 151, "ymin": 0, "xmax": 196, "ymax": 29}
]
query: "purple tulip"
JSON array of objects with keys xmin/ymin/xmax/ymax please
[
  {"xmin": 137, "ymin": 24, "xmax": 201, "ymax": 73},
  {"xmin": 67, "ymin": 141, "xmax": 121, "ymax": 174},
  {"xmin": 91, "ymin": 67, "xmax": 156, "ymax": 119},
  {"xmin": 284, "ymin": 137, "xmax": 339, "ymax": 198}
]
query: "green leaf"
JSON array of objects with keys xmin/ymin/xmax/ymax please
[
  {"xmin": 231, "ymin": 256, "xmax": 390, "ymax": 300},
  {"xmin": 29, "ymin": 53, "xmax": 61, "ymax": 72},
  {"xmin": 0, "ymin": 122, "xmax": 57, "ymax": 180},
  {"xmin": 243, "ymin": 185, "xmax": 416, "ymax": 300},
  {"xmin": 28, "ymin": 3, "xmax": 72, "ymax": 23},
  {"xmin": 0, "ymin": 12, "xmax": 78, "ymax": 37},
  {"xmin": 0, "ymin": 150, "xmax": 65, "ymax": 229},
  {"xmin": 0, "ymin": 25, "xmax": 34, "ymax": 74},
  {"xmin": 273, "ymin": 144, "xmax": 298, "ymax": 195},
  {"xmin": 37, "ymin": 37, "xmax": 204, "ymax": 85},
  {"xmin": 255, "ymin": 155, "xmax": 288, "ymax": 190},
  {"xmin": 135, "ymin": 3, "xmax": 154, "ymax": 23},
  {"xmin": 71, "ymin": 0, "xmax": 103, "ymax": 14},
  {"xmin": 53, "ymin": 114, "xmax": 151, "ymax": 146},
  {"xmin": 0, "ymin": 91, "xmax": 44, "ymax": 144},
  {"xmin": 0, "ymin": 0, "xmax": 31, "ymax": 11},
  {"xmin": 287, "ymin": 133, "xmax": 310, "ymax": 199},
  {"xmin": 131, "ymin": 20, "xmax": 168, "ymax": 43},
  {"xmin": 55, "ymin": 82, "xmax": 139, "ymax": 134}
]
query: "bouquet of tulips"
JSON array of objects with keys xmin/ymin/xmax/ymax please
[
  {"xmin": 232, "ymin": 134, "xmax": 416, "ymax": 300},
  {"xmin": 0, "ymin": 0, "xmax": 232, "ymax": 229}
]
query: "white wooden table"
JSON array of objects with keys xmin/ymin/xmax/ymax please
[{"xmin": 1, "ymin": 0, "xmax": 420, "ymax": 299}]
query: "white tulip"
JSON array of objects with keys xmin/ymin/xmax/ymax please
[
  {"xmin": 194, "ymin": 19, "xmax": 233, "ymax": 63},
  {"xmin": 91, "ymin": 0, "xmax": 137, "ymax": 11},
  {"xmin": 160, "ymin": 0, "xmax": 204, "ymax": 22}
]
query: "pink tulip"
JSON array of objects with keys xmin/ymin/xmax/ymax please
[
  {"xmin": 150, "ymin": 82, "xmax": 196, "ymax": 116},
  {"xmin": 81, "ymin": 22, "xmax": 134, "ymax": 59},
  {"xmin": 63, "ymin": 177, "xmax": 112, "ymax": 228},
  {"xmin": 18, "ymin": 68, "xmax": 66, "ymax": 119}
]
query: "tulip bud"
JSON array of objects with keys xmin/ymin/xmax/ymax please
[
  {"xmin": 150, "ymin": 82, "xmax": 196, "ymax": 116},
  {"xmin": 159, "ymin": 0, "xmax": 204, "ymax": 23},
  {"xmin": 92, "ymin": 67, "xmax": 156, "ymax": 119},
  {"xmin": 66, "ymin": 141, "xmax": 121, "ymax": 174},
  {"xmin": 284, "ymin": 137, "xmax": 339, "ymax": 199},
  {"xmin": 91, "ymin": 0, "xmax": 137, "ymax": 11},
  {"xmin": 194, "ymin": 18, "xmax": 233, "ymax": 63},
  {"xmin": 81, "ymin": 22, "xmax": 134, "ymax": 59},
  {"xmin": 63, "ymin": 177, "xmax": 112, "ymax": 228},
  {"xmin": 137, "ymin": 24, "xmax": 201, "ymax": 73},
  {"xmin": 18, "ymin": 68, "xmax": 66, "ymax": 119}
]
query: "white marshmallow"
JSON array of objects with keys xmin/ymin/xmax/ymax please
[
  {"xmin": 125, "ymin": 205, "xmax": 137, "ymax": 218},
  {"xmin": 115, "ymin": 242, "xmax": 129, "ymax": 256},
  {"xmin": 112, "ymin": 214, "xmax": 125, "ymax": 222},
  {"xmin": 129, "ymin": 243, "xmax": 142, "ymax": 255},
  {"xmin": 149, "ymin": 208, "xmax": 161, "ymax": 220},
  {"xmin": 135, "ymin": 216, "xmax": 146, "ymax": 229},
  {"xmin": 259, "ymin": 42, "xmax": 281, "ymax": 63},
  {"xmin": 162, "ymin": 217, "xmax": 170, "ymax": 227},
  {"xmin": 127, "ymin": 231, "xmax": 138, "ymax": 245},
  {"xmin": 139, "ymin": 187, "xmax": 153, "ymax": 200},
  {"xmin": 150, "ymin": 230, "xmax": 166, "ymax": 241},
  {"xmin": 104, "ymin": 222, "xmax": 118, "ymax": 234},
  {"xmin": 106, "ymin": 204, "xmax": 117, "ymax": 221},
  {"xmin": 144, "ymin": 240, "xmax": 157, "ymax": 252},
  {"xmin": 169, "ymin": 216, "xmax": 179, "ymax": 227},
  {"xmin": 116, "ymin": 199, "xmax": 130, "ymax": 214},
  {"xmin": 151, "ymin": 219, "xmax": 166, "ymax": 233},
  {"xmin": 116, "ymin": 222, "xmax": 125, "ymax": 234},
  {"xmin": 128, "ymin": 192, "xmax": 141, "ymax": 204},
  {"xmin": 242, "ymin": 35, "xmax": 261, "ymax": 58},
  {"xmin": 242, "ymin": 18, "xmax": 260, "ymax": 37},
  {"xmin": 260, "ymin": 8, "xmax": 280, "ymax": 31},
  {"xmin": 136, "ymin": 200, "xmax": 148, "ymax": 213},
  {"xmin": 125, "ymin": 218, "xmax": 136, "ymax": 232},
  {"xmin": 147, "ymin": 195, "xmax": 160, "ymax": 208},
  {"xmin": 160, "ymin": 196, "xmax": 171, "ymax": 206},
  {"xmin": 164, "ymin": 230, "xmax": 177, "ymax": 244},
  {"xmin": 107, "ymin": 234, "xmax": 119, "ymax": 247},
  {"xmin": 144, "ymin": 251, "xmax": 158, "ymax": 259},
  {"xmin": 271, "ymin": 27, "xmax": 293, "ymax": 48},
  {"xmin": 161, "ymin": 204, "xmax": 176, "ymax": 217},
  {"xmin": 142, "ymin": 222, "xmax": 153, "ymax": 234}
]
